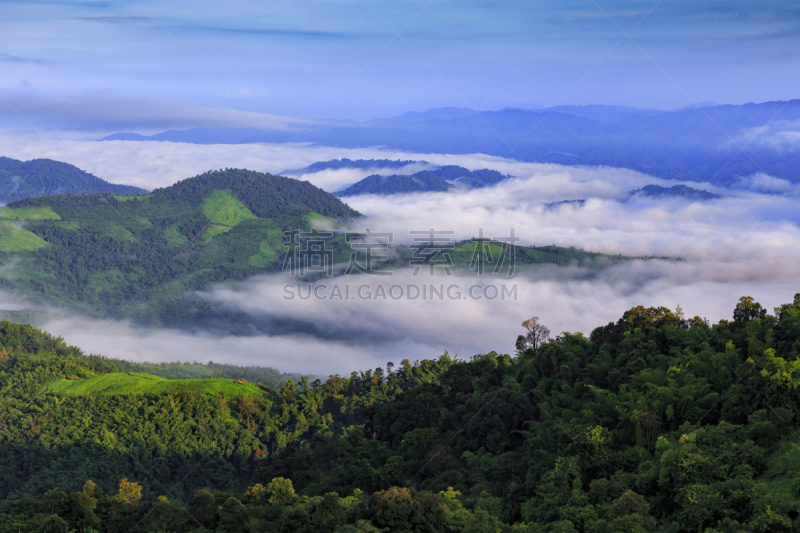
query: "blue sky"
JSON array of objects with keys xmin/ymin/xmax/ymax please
[{"xmin": 1, "ymin": 0, "xmax": 799, "ymax": 130}]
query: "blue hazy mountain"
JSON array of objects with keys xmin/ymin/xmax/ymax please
[
  {"xmin": 282, "ymin": 158, "xmax": 428, "ymax": 176},
  {"xmin": 538, "ymin": 105, "xmax": 665, "ymax": 123},
  {"xmin": 0, "ymin": 157, "xmax": 148, "ymax": 204},
  {"xmin": 631, "ymin": 184, "xmax": 721, "ymax": 200},
  {"xmin": 335, "ymin": 171, "xmax": 452, "ymax": 196},
  {"xmin": 333, "ymin": 165, "xmax": 512, "ymax": 196},
  {"xmin": 546, "ymin": 184, "xmax": 720, "ymax": 209},
  {"xmin": 101, "ymin": 100, "xmax": 800, "ymax": 185}
]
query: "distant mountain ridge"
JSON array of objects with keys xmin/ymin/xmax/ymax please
[
  {"xmin": 334, "ymin": 164, "xmax": 512, "ymax": 196},
  {"xmin": 282, "ymin": 158, "xmax": 428, "ymax": 175},
  {"xmin": 632, "ymin": 184, "xmax": 721, "ymax": 200},
  {"xmin": 102, "ymin": 100, "xmax": 800, "ymax": 185},
  {"xmin": 0, "ymin": 157, "xmax": 148, "ymax": 204},
  {"xmin": 335, "ymin": 171, "xmax": 451, "ymax": 196},
  {"xmin": 547, "ymin": 184, "xmax": 721, "ymax": 208}
]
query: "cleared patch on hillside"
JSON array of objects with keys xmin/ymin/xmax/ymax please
[
  {"xmin": 202, "ymin": 224, "xmax": 233, "ymax": 243},
  {"xmin": 0, "ymin": 221, "xmax": 48, "ymax": 252},
  {"xmin": 305, "ymin": 211, "xmax": 340, "ymax": 231},
  {"xmin": 44, "ymin": 372, "xmax": 266, "ymax": 398},
  {"xmin": 248, "ymin": 229, "xmax": 284, "ymax": 268},
  {"xmin": 0, "ymin": 206, "xmax": 61, "ymax": 221},
  {"xmin": 203, "ymin": 190, "xmax": 256, "ymax": 227},
  {"xmin": 114, "ymin": 195, "xmax": 152, "ymax": 203}
]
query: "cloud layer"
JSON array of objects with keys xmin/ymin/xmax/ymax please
[{"xmin": 0, "ymin": 137, "xmax": 798, "ymax": 375}]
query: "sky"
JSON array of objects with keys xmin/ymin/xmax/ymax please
[
  {"xmin": 2, "ymin": 0, "xmax": 800, "ymax": 132},
  {"xmin": 1, "ymin": 1, "xmax": 800, "ymax": 373}
]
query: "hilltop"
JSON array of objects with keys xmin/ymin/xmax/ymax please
[{"xmin": 0, "ymin": 156, "xmax": 147, "ymax": 204}]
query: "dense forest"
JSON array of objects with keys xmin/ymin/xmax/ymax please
[
  {"xmin": 2, "ymin": 293, "xmax": 800, "ymax": 531},
  {"xmin": 0, "ymin": 157, "xmax": 147, "ymax": 204}
]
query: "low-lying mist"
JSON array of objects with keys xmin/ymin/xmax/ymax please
[{"xmin": 0, "ymin": 135, "xmax": 798, "ymax": 375}]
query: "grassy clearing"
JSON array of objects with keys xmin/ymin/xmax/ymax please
[
  {"xmin": 114, "ymin": 195, "xmax": 152, "ymax": 202},
  {"xmin": 0, "ymin": 206, "xmax": 61, "ymax": 221},
  {"xmin": 163, "ymin": 226, "xmax": 189, "ymax": 247},
  {"xmin": 44, "ymin": 372, "xmax": 266, "ymax": 398},
  {"xmin": 202, "ymin": 224, "xmax": 233, "ymax": 243},
  {"xmin": 247, "ymin": 229, "xmax": 283, "ymax": 268},
  {"xmin": 203, "ymin": 190, "xmax": 256, "ymax": 226},
  {"xmin": 100, "ymin": 224, "xmax": 137, "ymax": 242},
  {"xmin": 0, "ymin": 221, "xmax": 48, "ymax": 252},
  {"xmin": 304, "ymin": 211, "xmax": 340, "ymax": 230}
]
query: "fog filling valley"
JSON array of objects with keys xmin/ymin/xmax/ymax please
[{"xmin": 1, "ymin": 135, "xmax": 799, "ymax": 375}]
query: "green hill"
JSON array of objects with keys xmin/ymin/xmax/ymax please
[
  {"xmin": 0, "ymin": 168, "xmax": 361, "ymax": 323},
  {"xmin": 44, "ymin": 372, "xmax": 268, "ymax": 398},
  {"xmin": 0, "ymin": 156, "xmax": 148, "ymax": 204}
]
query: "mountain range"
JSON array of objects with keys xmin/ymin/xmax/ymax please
[{"xmin": 102, "ymin": 100, "xmax": 800, "ymax": 185}]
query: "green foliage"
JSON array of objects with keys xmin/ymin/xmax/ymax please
[
  {"xmin": 202, "ymin": 190, "xmax": 257, "ymax": 227},
  {"xmin": 44, "ymin": 372, "xmax": 268, "ymax": 398},
  {"xmin": 0, "ymin": 220, "xmax": 48, "ymax": 252},
  {"xmin": 4, "ymin": 294, "xmax": 800, "ymax": 531},
  {"xmin": 0, "ymin": 207, "xmax": 61, "ymax": 221}
]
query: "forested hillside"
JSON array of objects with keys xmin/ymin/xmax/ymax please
[
  {"xmin": 0, "ymin": 168, "xmax": 360, "ymax": 324},
  {"xmin": 2, "ymin": 294, "xmax": 800, "ymax": 531},
  {"xmin": 0, "ymin": 157, "xmax": 147, "ymax": 204}
]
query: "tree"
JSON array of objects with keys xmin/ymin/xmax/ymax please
[
  {"xmin": 733, "ymin": 296, "xmax": 766, "ymax": 326},
  {"xmin": 217, "ymin": 497, "xmax": 248, "ymax": 533},
  {"xmin": 187, "ymin": 490, "xmax": 217, "ymax": 530},
  {"xmin": 516, "ymin": 317, "xmax": 551, "ymax": 356},
  {"xmin": 266, "ymin": 477, "xmax": 297, "ymax": 505},
  {"xmin": 369, "ymin": 487, "xmax": 446, "ymax": 533},
  {"xmin": 68, "ymin": 487, "xmax": 98, "ymax": 531},
  {"xmin": 314, "ymin": 492, "xmax": 345, "ymax": 532},
  {"xmin": 39, "ymin": 515, "xmax": 69, "ymax": 533},
  {"xmin": 115, "ymin": 478, "xmax": 143, "ymax": 504}
]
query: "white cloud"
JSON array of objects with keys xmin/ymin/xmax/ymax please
[
  {"xmin": 729, "ymin": 172, "xmax": 800, "ymax": 196},
  {"xmin": 0, "ymin": 138, "xmax": 798, "ymax": 374}
]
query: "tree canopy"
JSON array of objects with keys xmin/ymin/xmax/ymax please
[{"xmin": 2, "ymin": 294, "xmax": 800, "ymax": 531}]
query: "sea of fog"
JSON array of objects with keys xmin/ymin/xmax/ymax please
[{"xmin": 1, "ymin": 134, "xmax": 799, "ymax": 375}]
